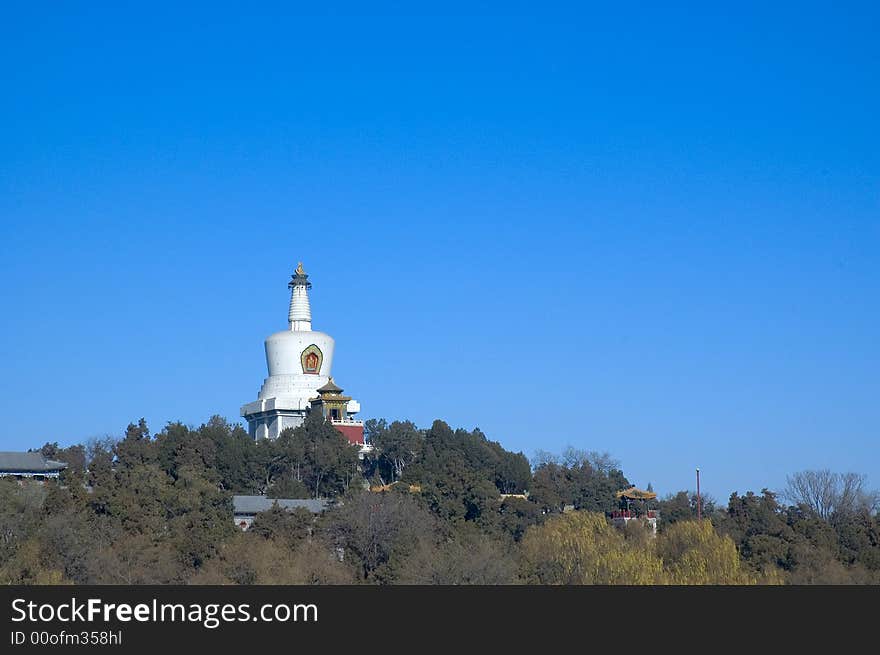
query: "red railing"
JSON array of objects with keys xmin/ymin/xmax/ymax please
[{"xmin": 612, "ymin": 510, "xmax": 657, "ymax": 519}]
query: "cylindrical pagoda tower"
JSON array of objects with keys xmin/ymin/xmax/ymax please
[{"xmin": 288, "ymin": 262, "xmax": 312, "ymax": 331}]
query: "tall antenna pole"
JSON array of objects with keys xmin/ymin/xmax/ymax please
[{"xmin": 696, "ymin": 467, "xmax": 702, "ymax": 521}]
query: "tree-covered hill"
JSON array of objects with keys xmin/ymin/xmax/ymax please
[{"xmin": 1, "ymin": 414, "xmax": 877, "ymax": 584}]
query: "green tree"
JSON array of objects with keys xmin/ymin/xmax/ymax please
[
  {"xmin": 497, "ymin": 497, "xmax": 545, "ymax": 542},
  {"xmin": 529, "ymin": 453, "xmax": 629, "ymax": 514},
  {"xmin": 369, "ymin": 420, "xmax": 424, "ymax": 483},
  {"xmin": 249, "ymin": 505, "xmax": 314, "ymax": 548},
  {"xmin": 115, "ymin": 418, "xmax": 155, "ymax": 471},
  {"xmin": 166, "ymin": 465, "xmax": 233, "ymax": 570},
  {"xmin": 272, "ymin": 413, "xmax": 360, "ymax": 498}
]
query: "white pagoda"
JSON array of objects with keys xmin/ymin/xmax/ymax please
[{"xmin": 240, "ymin": 263, "xmax": 363, "ymax": 443}]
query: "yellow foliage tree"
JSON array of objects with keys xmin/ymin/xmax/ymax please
[
  {"xmin": 0, "ymin": 538, "xmax": 69, "ymax": 585},
  {"xmin": 520, "ymin": 513, "xmax": 777, "ymax": 585},
  {"xmin": 520, "ymin": 512, "xmax": 664, "ymax": 584},
  {"xmin": 655, "ymin": 519, "xmax": 759, "ymax": 585}
]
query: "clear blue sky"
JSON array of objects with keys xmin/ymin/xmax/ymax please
[{"xmin": 1, "ymin": 3, "xmax": 877, "ymax": 502}]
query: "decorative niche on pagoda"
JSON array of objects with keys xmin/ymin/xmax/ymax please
[{"xmin": 240, "ymin": 263, "xmax": 363, "ymax": 442}]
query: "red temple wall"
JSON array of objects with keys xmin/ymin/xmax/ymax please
[{"xmin": 334, "ymin": 424, "xmax": 364, "ymax": 445}]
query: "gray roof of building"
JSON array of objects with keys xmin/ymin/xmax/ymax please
[
  {"xmin": 232, "ymin": 495, "xmax": 329, "ymax": 515},
  {"xmin": 0, "ymin": 452, "xmax": 68, "ymax": 473}
]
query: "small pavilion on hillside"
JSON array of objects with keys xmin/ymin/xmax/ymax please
[{"xmin": 611, "ymin": 486, "xmax": 659, "ymax": 535}]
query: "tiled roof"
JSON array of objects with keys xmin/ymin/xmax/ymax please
[
  {"xmin": 232, "ymin": 495, "xmax": 329, "ymax": 515},
  {"xmin": 0, "ymin": 451, "xmax": 68, "ymax": 473}
]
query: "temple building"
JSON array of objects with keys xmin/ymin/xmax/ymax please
[
  {"xmin": 240, "ymin": 263, "xmax": 365, "ymax": 445},
  {"xmin": 232, "ymin": 495, "xmax": 330, "ymax": 530},
  {"xmin": 0, "ymin": 451, "xmax": 67, "ymax": 482}
]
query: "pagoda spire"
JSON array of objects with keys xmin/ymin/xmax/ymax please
[{"xmin": 287, "ymin": 262, "xmax": 312, "ymax": 331}]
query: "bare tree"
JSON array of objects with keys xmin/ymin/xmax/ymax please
[
  {"xmin": 84, "ymin": 435, "xmax": 118, "ymax": 466},
  {"xmin": 586, "ymin": 450, "xmax": 621, "ymax": 474},
  {"xmin": 531, "ymin": 450, "xmax": 559, "ymax": 468},
  {"xmin": 784, "ymin": 470, "xmax": 877, "ymax": 519},
  {"xmin": 562, "ymin": 447, "xmax": 590, "ymax": 468},
  {"xmin": 784, "ymin": 469, "xmax": 837, "ymax": 519},
  {"xmin": 325, "ymin": 492, "xmax": 436, "ymax": 581},
  {"xmin": 837, "ymin": 472, "xmax": 880, "ymax": 515},
  {"xmin": 535, "ymin": 447, "xmax": 620, "ymax": 473}
]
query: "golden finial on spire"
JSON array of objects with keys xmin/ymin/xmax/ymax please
[{"xmin": 289, "ymin": 261, "xmax": 311, "ymax": 289}]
